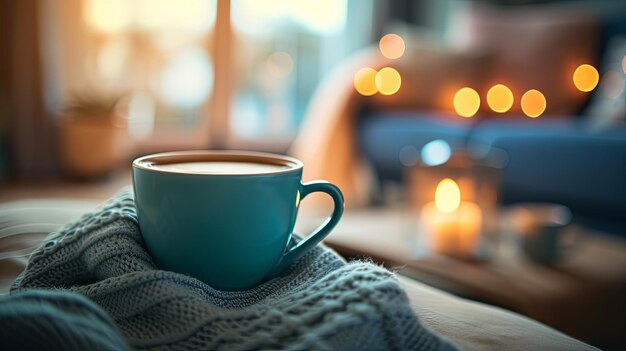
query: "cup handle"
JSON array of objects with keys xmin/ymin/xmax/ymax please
[{"xmin": 266, "ymin": 180, "xmax": 344, "ymax": 278}]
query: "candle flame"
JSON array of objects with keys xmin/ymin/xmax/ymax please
[{"xmin": 435, "ymin": 178, "xmax": 461, "ymax": 214}]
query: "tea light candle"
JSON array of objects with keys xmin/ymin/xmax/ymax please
[{"xmin": 421, "ymin": 178, "xmax": 482, "ymax": 258}]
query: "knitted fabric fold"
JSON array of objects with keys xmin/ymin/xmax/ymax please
[{"xmin": 12, "ymin": 191, "xmax": 459, "ymax": 351}]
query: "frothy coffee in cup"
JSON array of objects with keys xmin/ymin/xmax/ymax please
[
  {"xmin": 132, "ymin": 150, "xmax": 344, "ymax": 290},
  {"xmin": 142, "ymin": 161, "xmax": 291, "ymax": 175}
]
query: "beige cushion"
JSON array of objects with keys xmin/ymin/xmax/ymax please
[
  {"xmin": 450, "ymin": 4, "xmax": 600, "ymax": 116},
  {"xmin": 369, "ymin": 35, "xmax": 492, "ymax": 112}
]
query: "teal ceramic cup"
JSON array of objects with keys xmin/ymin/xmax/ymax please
[{"xmin": 132, "ymin": 151, "xmax": 344, "ymax": 291}]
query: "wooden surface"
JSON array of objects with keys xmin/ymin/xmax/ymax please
[{"xmin": 299, "ymin": 207, "xmax": 626, "ymax": 349}]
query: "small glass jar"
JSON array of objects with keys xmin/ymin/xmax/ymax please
[{"xmin": 406, "ymin": 147, "xmax": 504, "ymax": 260}]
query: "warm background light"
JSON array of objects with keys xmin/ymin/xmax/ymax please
[
  {"xmin": 486, "ymin": 84, "xmax": 514, "ymax": 113},
  {"xmin": 84, "ymin": 0, "xmax": 132, "ymax": 33},
  {"xmin": 521, "ymin": 89, "xmax": 547, "ymax": 118},
  {"xmin": 435, "ymin": 178, "xmax": 461, "ymax": 214},
  {"xmin": 622, "ymin": 55, "xmax": 626, "ymax": 74},
  {"xmin": 379, "ymin": 34, "xmax": 405, "ymax": 60},
  {"xmin": 354, "ymin": 67, "xmax": 378, "ymax": 96},
  {"xmin": 85, "ymin": 0, "xmax": 215, "ymax": 34},
  {"xmin": 573, "ymin": 64, "xmax": 599, "ymax": 92},
  {"xmin": 453, "ymin": 87, "xmax": 480, "ymax": 118},
  {"xmin": 375, "ymin": 67, "xmax": 401, "ymax": 95}
]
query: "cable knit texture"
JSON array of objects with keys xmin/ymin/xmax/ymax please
[{"xmin": 12, "ymin": 191, "xmax": 459, "ymax": 351}]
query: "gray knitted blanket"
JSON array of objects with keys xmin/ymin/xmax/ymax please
[{"xmin": 11, "ymin": 191, "xmax": 458, "ymax": 351}]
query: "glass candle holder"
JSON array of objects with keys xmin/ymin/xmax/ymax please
[{"xmin": 406, "ymin": 147, "xmax": 503, "ymax": 260}]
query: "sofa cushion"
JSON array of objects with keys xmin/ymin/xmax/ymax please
[
  {"xmin": 449, "ymin": 4, "xmax": 600, "ymax": 116},
  {"xmin": 367, "ymin": 35, "xmax": 492, "ymax": 114},
  {"xmin": 472, "ymin": 118, "xmax": 626, "ymax": 230}
]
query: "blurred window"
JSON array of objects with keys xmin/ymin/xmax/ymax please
[
  {"xmin": 231, "ymin": 0, "xmax": 372, "ymax": 143},
  {"xmin": 50, "ymin": 0, "xmax": 373, "ymax": 150},
  {"xmin": 82, "ymin": 0, "xmax": 216, "ymax": 142}
]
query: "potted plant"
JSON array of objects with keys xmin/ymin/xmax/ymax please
[{"xmin": 57, "ymin": 92, "xmax": 130, "ymax": 179}]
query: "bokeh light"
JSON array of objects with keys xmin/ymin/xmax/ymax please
[
  {"xmin": 573, "ymin": 64, "xmax": 599, "ymax": 92},
  {"xmin": 399, "ymin": 145, "xmax": 419, "ymax": 167},
  {"xmin": 520, "ymin": 89, "xmax": 547, "ymax": 118},
  {"xmin": 159, "ymin": 47, "xmax": 214, "ymax": 109},
  {"xmin": 379, "ymin": 34, "xmax": 405, "ymax": 60},
  {"xmin": 421, "ymin": 139, "xmax": 451, "ymax": 166},
  {"xmin": 600, "ymin": 70, "xmax": 625, "ymax": 99},
  {"xmin": 622, "ymin": 55, "xmax": 626, "ymax": 75},
  {"xmin": 84, "ymin": 0, "xmax": 132, "ymax": 33},
  {"xmin": 84, "ymin": 0, "xmax": 215, "ymax": 34},
  {"xmin": 453, "ymin": 87, "xmax": 480, "ymax": 118},
  {"xmin": 435, "ymin": 178, "xmax": 461, "ymax": 214},
  {"xmin": 266, "ymin": 51, "xmax": 294, "ymax": 78},
  {"xmin": 486, "ymin": 84, "xmax": 514, "ymax": 113},
  {"xmin": 353, "ymin": 67, "xmax": 378, "ymax": 96},
  {"xmin": 375, "ymin": 67, "xmax": 401, "ymax": 95},
  {"xmin": 97, "ymin": 39, "xmax": 130, "ymax": 80}
]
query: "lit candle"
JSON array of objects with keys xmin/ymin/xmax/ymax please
[{"xmin": 421, "ymin": 178, "xmax": 482, "ymax": 258}]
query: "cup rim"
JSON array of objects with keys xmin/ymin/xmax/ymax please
[{"xmin": 132, "ymin": 150, "xmax": 304, "ymax": 176}]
